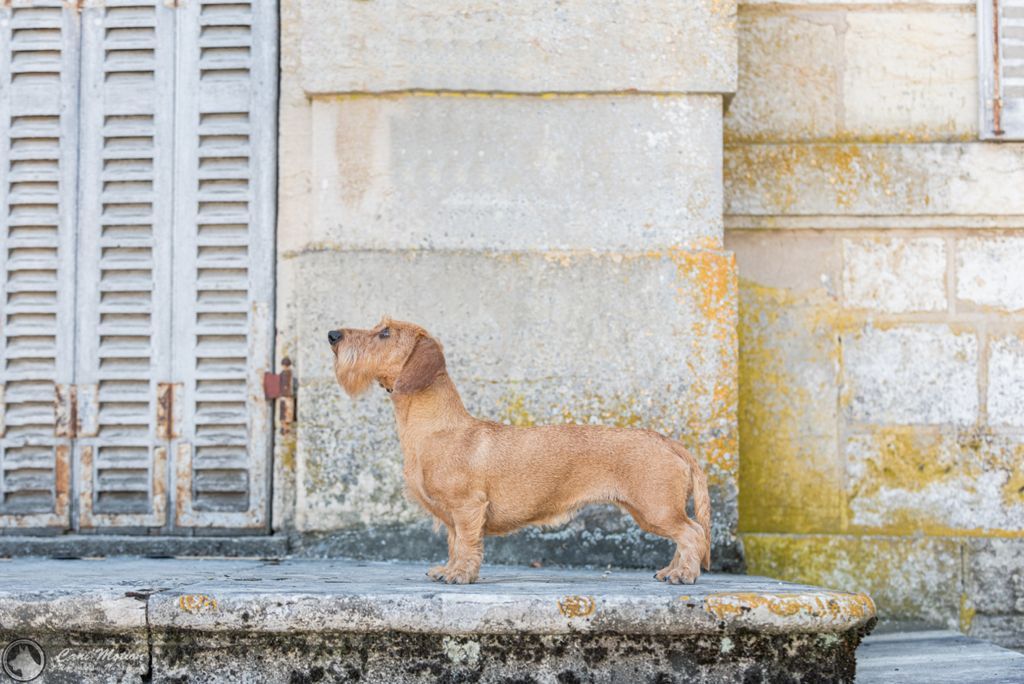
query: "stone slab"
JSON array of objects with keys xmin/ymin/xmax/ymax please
[
  {"xmin": 0, "ymin": 533, "xmax": 288, "ymax": 559},
  {"xmin": 857, "ymin": 630, "xmax": 1024, "ymax": 683},
  {"xmin": 298, "ymin": 0, "xmax": 737, "ymax": 94},
  {"xmin": 299, "ymin": 94, "xmax": 723, "ymax": 253},
  {"xmin": 725, "ymin": 143, "xmax": 1024, "ymax": 216},
  {"xmin": 0, "ymin": 558, "xmax": 875, "ymax": 682}
]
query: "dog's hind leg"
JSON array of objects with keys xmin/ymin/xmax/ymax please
[
  {"xmin": 621, "ymin": 501, "xmax": 704, "ymax": 585},
  {"xmin": 442, "ymin": 495, "xmax": 489, "ymax": 585},
  {"xmin": 427, "ymin": 526, "xmax": 457, "ymax": 581}
]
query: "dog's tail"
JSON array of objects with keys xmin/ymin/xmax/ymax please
[{"xmin": 669, "ymin": 440, "xmax": 712, "ymax": 571}]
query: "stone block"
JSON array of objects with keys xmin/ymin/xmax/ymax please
[
  {"xmin": 967, "ymin": 615, "xmax": 1024, "ymax": 650},
  {"xmin": 988, "ymin": 335, "xmax": 1024, "ymax": 427},
  {"xmin": 842, "ymin": 325, "xmax": 977, "ymax": 425},
  {"xmin": 843, "ymin": 12, "xmax": 977, "ymax": 138},
  {"xmin": 845, "ymin": 428, "xmax": 1024, "ymax": 534},
  {"xmin": 957, "ymin": 238, "xmax": 1024, "ymax": 312},
  {"xmin": 734, "ymin": 270, "xmax": 844, "ymax": 534},
  {"xmin": 842, "ymin": 237, "xmax": 947, "ymax": 313},
  {"xmin": 290, "ymin": 248, "xmax": 739, "ymax": 564},
  {"xmin": 727, "ymin": 230, "xmax": 840, "ymax": 295},
  {"xmin": 964, "ymin": 538, "xmax": 1024, "ymax": 616},
  {"xmin": 987, "ymin": 331, "xmax": 1024, "ymax": 423},
  {"xmin": 725, "ymin": 143, "xmax": 1024, "ymax": 216},
  {"xmin": 725, "ymin": 12, "xmax": 840, "ymax": 142},
  {"xmin": 296, "ymin": 94, "xmax": 723, "ymax": 254},
  {"xmin": 298, "ymin": 0, "xmax": 737, "ymax": 94},
  {"xmin": 742, "ymin": 533, "xmax": 961, "ymax": 627}
]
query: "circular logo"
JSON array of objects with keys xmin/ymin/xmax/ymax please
[{"xmin": 2, "ymin": 639, "xmax": 46, "ymax": 682}]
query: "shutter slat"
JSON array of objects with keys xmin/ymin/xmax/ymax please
[
  {"xmin": 75, "ymin": 1, "xmax": 174, "ymax": 528},
  {"xmin": 0, "ymin": 2, "xmax": 75, "ymax": 528},
  {"xmin": 173, "ymin": 0, "xmax": 275, "ymax": 529}
]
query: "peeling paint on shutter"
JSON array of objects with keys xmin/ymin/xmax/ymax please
[
  {"xmin": 0, "ymin": 1, "xmax": 78, "ymax": 529},
  {"xmin": 74, "ymin": 0, "xmax": 175, "ymax": 528},
  {"xmin": 172, "ymin": 0, "xmax": 276, "ymax": 529},
  {"xmin": 981, "ymin": 0, "xmax": 1024, "ymax": 138}
]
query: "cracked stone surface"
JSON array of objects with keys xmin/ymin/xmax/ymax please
[{"xmin": 0, "ymin": 558, "xmax": 875, "ymax": 682}]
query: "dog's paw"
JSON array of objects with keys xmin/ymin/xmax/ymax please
[
  {"xmin": 426, "ymin": 565, "xmax": 449, "ymax": 581},
  {"xmin": 443, "ymin": 567, "xmax": 479, "ymax": 585},
  {"xmin": 654, "ymin": 566, "xmax": 699, "ymax": 585}
]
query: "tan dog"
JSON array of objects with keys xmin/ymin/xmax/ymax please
[{"xmin": 328, "ymin": 318, "xmax": 712, "ymax": 585}]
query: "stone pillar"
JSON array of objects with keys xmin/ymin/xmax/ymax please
[{"xmin": 275, "ymin": 1, "xmax": 741, "ymax": 569}]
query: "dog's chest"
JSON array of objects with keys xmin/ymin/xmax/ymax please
[{"xmin": 401, "ymin": 450, "xmax": 445, "ymax": 518}]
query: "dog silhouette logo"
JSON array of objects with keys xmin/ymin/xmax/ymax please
[{"xmin": 2, "ymin": 639, "xmax": 45, "ymax": 682}]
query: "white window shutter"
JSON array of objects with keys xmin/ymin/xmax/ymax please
[
  {"xmin": 980, "ymin": 0, "xmax": 1024, "ymax": 138},
  {"xmin": 73, "ymin": 1, "xmax": 176, "ymax": 528},
  {"xmin": 0, "ymin": 1, "xmax": 78, "ymax": 528},
  {"xmin": 172, "ymin": 0, "xmax": 276, "ymax": 528}
]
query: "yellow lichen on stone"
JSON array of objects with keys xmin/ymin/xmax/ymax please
[
  {"xmin": 959, "ymin": 592, "xmax": 976, "ymax": 633},
  {"xmin": 737, "ymin": 279, "xmax": 844, "ymax": 533},
  {"xmin": 178, "ymin": 594, "xmax": 218, "ymax": 614},
  {"xmin": 702, "ymin": 591, "xmax": 875, "ymax": 623}
]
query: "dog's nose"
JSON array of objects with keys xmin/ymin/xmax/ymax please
[{"xmin": 327, "ymin": 329, "xmax": 343, "ymax": 345}]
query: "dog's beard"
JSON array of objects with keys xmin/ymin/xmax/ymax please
[{"xmin": 335, "ymin": 347, "xmax": 375, "ymax": 397}]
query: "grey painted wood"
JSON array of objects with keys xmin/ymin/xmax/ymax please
[
  {"xmin": 171, "ymin": 0, "xmax": 277, "ymax": 529},
  {"xmin": 74, "ymin": 0, "xmax": 176, "ymax": 529},
  {"xmin": 0, "ymin": 0, "xmax": 277, "ymax": 533},
  {"xmin": 0, "ymin": 0, "xmax": 79, "ymax": 529},
  {"xmin": 980, "ymin": 0, "xmax": 1024, "ymax": 139}
]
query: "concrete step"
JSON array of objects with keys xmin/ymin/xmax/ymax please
[
  {"xmin": 0, "ymin": 558, "xmax": 875, "ymax": 683},
  {"xmin": 857, "ymin": 629, "xmax": 1024, "ymax": 683}
]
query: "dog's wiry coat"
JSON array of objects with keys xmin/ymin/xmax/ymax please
[{"xmin": 330, "ymin": 318, "xmax": 713, "ymax": 585}]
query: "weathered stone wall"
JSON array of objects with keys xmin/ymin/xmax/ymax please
[
  {"xmin": 726, "ymin": 1, "xmax": 1024, "ymax": 647},
  {"xmin": 274, "ymin": 2, "xmax": 742, "ymax": 570}
]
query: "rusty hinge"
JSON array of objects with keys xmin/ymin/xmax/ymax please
[
  {"xmin": 156, "ymin": 383, "xmax": 181, "ymax": 440},
  {"xmin": 263, "ymin": 358, "xmax": 293, "ymax": 399},
  {"xmin": 55, "ymin": 384, "xmax": 77, "ymax": 438},
  {"xmin": 265, "ymin": 358, "xmax": 295, "ymax": 436}
]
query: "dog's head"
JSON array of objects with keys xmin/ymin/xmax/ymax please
[{"xmin": 328, "ymin": 318, "xmax": 446, "ymax": 398}]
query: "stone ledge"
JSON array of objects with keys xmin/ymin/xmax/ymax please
[
  {"xmin": 0, "ymin": 558, "xmax": 874, "ymax": 682},
  {"xmin": 858, "ymin": 629, "xmax": 1024, "ymax": 683}
]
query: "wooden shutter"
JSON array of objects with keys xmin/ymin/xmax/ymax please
[
  {"xmin": 0, "ymin": 1, "xmax": 78, "ymax": 529},
  {"xmin": 73, "ymin": 0, "xmax": 176, "ymax": 528},
  {"xmin": 171, "ymin": 0, "xmax": 276, "ymax": 529},
  {"xmin": 981, "ymin": 0, "xmax": 1024, "ymax": 138}
]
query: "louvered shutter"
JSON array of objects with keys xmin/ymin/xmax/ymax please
[
  {"xmin": 171, "ymin": 0, "xmax": 276, "ymax": 528},
  {"xmin": 0, "ymin": 1, "xmax": 78, "ymax": 528},
  {"xmin": 981, "ymin": 0, "xmax": 1024, "ymax": 138},
  {"xmin": 73, "ymin": 1, "xmax": 175, "ymax": 528}
]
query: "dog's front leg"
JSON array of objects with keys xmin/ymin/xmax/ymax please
[
  {"xmin": 426, "ymin": 526, "xmax": 457, "ymax": 581},
  {"xmin": 442, "ymin": 497, "xmax": 488, "ymax": 585}
]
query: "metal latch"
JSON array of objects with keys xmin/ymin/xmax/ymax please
[{"xmin": 263, "ymin": 358, "xmax": 293, "ymax": 399}]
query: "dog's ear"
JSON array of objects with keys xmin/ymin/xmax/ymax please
[{"xmin": 394, "ymin": 335, "xmax": 446, "ymax": 395}]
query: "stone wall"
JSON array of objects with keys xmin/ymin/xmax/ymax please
[
  {"xmin": 726, "ymin": 1, "xmax": 1024, "ymax": 646},
  {"xmin": 274, "ymin": 2, "xmax": 742, "ymax": 570}
]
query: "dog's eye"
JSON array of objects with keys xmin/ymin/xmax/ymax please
[{"xmin": 378, "ymin": 327, "xmax": 390, "ymax": 339}]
